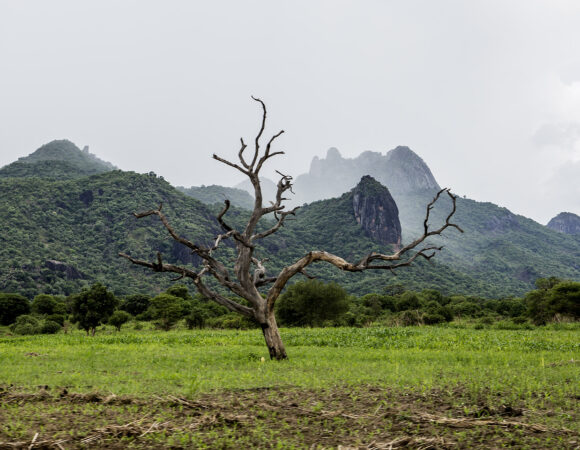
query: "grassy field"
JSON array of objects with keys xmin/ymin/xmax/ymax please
[{"xmin": 1, "ymin": 324, "xmax": 579, "ymax": 448}]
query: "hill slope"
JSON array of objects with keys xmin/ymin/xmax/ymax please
[
  {"xmin": 0, "ymin": 140, "xmax": 115, "ymax": 179},
  {"xmin": 0, "ymin": 171, "xmax": 225, "ymax": 297},
  {"xmin": 177, "ymin": 185, "xmax": 254, "ymax": 209},
  {"xmin": 1, "ymin": 142, "xmax": 579, "ymax": 299}
]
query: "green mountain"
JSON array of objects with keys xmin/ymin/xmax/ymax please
[
  {"xmin": 1, "ymin": 141, "xmax": 579, "ymax": 300},
  {"xmin": 177, "ymin": 185, "xmax": 254, "ymax": 209},
  {"xmin": 0, "ymin": 140, "xmax": 115, "ymax": 179},
  {"xmin": 0, "ymin": 171, "xmax": 225, "ymax": 298},
  {"xmin": 393, "ymin": 191, "xmax": 580, "ymax": 296}
]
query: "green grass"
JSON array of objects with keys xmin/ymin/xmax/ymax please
[
  {"xmin": 1, "ymin": 325, "xmax": 578, "ymax": 448},
  {"xmin": 1, "ymin": 325, "xmax": 578, "ymax": 397}
]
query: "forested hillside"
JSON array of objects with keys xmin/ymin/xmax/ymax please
[
  {"xmin": 1, "ymin": 142, "xmax": 579, "ymax": 299},
  {"xmin": 0, "ymin": 171, "xmax": 226, "ymax": 298}
]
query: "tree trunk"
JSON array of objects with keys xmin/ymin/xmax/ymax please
[{"xmin": 260, "ymin": 313, "xmax": 287, "ymax": 360}]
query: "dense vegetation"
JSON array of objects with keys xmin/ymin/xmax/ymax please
[
  {"xmin": 0, "ymin": 140, "xmax": 115, "ymax": 179},
  {"xmin": 177, "ymin": 184, "xmax": 254, "ymax": 209},
  {"xmin": 1, "ymin": 140, "xmax": 579, "ymax": 301},
  {"xmin": 1, "ymin": 277, "xmax": 578, "ymax": 338}
]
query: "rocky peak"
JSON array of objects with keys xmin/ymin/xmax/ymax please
[
  {"xmin": 351, "ymin": 176, "xmax": 401, "ymax": 246},
  {"xmin": 547, "ymin": 212, "xmax": 580, "ymax": 234},
  {"xmin": 293, "ymin": 145, "xmax": 440, "ymax": 206},
  {"xmin": 326, "ymin": 147, "xmax": 342, "ymax": 160},
  {"xmin": 382, "ymin": 146, "xmax": 440, "ymax": 194}
]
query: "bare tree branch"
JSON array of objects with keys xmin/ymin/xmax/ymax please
[
  {"xmin": 250, "ymin": 96, "xmax": 267, "ymax": 168},
  {"xmin": 212, "ymin": 154, "xmax": 249, "ymax": 176},
  {"xmin": 238, "ymin": 138, "xmax": 249, "ymax": 169}
]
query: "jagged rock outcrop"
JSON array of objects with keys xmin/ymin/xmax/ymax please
[
  {"xmin": 291, "ymin": 146, "xmax": 440, "ymax": 206},
  {"xmin": 45, "ymin": 260, "xmax": 84, "ymax": 280},
  {"xmin": 547, "ymin": 212, "xmax": 580, "ymax": 234},
  {"xmin": 351, "ymin": 176, "xmax": 401, "ymax": 246}
]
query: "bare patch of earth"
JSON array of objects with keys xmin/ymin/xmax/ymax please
[{"xmin": 0, "ymin": 384, "xmax": 578, "ymax": 449}]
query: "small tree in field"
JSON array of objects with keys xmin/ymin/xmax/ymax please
[
  {"xmin": 71, "ymin": 283, "xmax": 117, "ymax": 335},
  {"xmin": 109, "ymin": 310, "xmax": 132, "ymax": 331},
  {"xmin": 120, "ymin": 97, "xmax": 462, "ymax": 359}
]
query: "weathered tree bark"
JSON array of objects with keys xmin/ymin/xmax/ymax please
[
  {"xmin": 120, "ymin": 97, "xmax": 462, "ymax": 360},
  {"xmin": 260, "ymin": 312, "xmax": 287, "ymax": 360}
]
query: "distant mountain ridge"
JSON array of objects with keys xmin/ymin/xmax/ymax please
[
  {"xmin": 1, "ymin": 139, "xmax": 579, "ymax": 299},
  {"xmin": 0, "ymin": 140, "xmax": 115, "ymax": 179},
  {"xmin": 291, "ymin": 146, "xmax": 440, "ymax": 206}
]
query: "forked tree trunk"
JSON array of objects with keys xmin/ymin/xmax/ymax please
[
  {"xmin": 119, "ymin": 98, "xmax": 462, "ymax": 361},
  {"xmin": 260, "ymin": 312, "xmax": 287, "ymax": 360}
]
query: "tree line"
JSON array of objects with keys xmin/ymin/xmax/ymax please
[{"xmin": 1, "ymin": 277, "xmax": 578, "ymax": 336}]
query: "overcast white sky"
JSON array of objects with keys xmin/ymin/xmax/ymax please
[{"xmin": 1, "ymin": 1, "xmax": 579, "ymax": 224}]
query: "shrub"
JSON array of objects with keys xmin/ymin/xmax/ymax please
[
  {"xmin": 423, "ymin": 313, "xmax": 446, "ymax": 325},
  {"xmin": 46, "ymin": 314, "xmax": 66, "ymax": 326},
  {"xmin": 108, "ymin": 310, "xmax": 132, "ymax": 331},
  {"xmin": 395, "ymin": 292, "xmax": 420, "ymax": 312},
  {"xmin": 276, "ymin": 280, "xmax": 350, "ymax": 327},
  {"xmin": 31, "ymin": 294, "xmax": 66, "ymax": 315},
  {"xmin": 0, "ymin": 293, "xmax": 30, "ymax": 325},
  {"xmin": 526, "ymin": 280, "xmax": 580, "ymax": 325},
  {"xmin": 147, "ymin": 294, "xmax": 186, "ymax": 331},
  {"xmin": 10, "ymin": 315, "xmax": 41, "ymax": 335},
  {"xmin": 40, "ymin": 320, "xmax": 62, "ymax": 334},
  {"xmin": 120, "ymin": 294, "xmax": 151, "ymax": 316},
  {"xmin": 398, "ymin": 310, "xmax": 423, "ymax": 326},
  {"xmin": 185, "ymin": 307, "xmax": 208, "ymax": 329}
]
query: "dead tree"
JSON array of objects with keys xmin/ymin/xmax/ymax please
[{"xmin": 120, "ymin": 97, "xmax": 463, "ymax": 360}]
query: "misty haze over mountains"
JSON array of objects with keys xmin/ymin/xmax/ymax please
[
  {"xmin": 1, "ymin": 139, "xmax": 579, "ymax": 298},
  {"xmin": 236, "ymin": 146, "xmax": 441, "ymax": 209}
]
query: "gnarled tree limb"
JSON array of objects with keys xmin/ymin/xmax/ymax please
[{"xmin": 120, "ymin": 97, "xmax": 462, "ymax": 360}]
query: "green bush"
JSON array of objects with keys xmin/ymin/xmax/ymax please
[
  {"xmin": 46, "ymin": 314, "xmax": 66, "ymax": 326},
  {"xmin": 423, "ymin": 313, "xmax": 446, "ymax": 325},
  {"xmin": 120, "ymin": 294, "xmax": 151, "ymax": 316},
  {"xmin": 40, "ymin": 320, "xmax": 62, "ymax": 334},
  {"xmin": 108, "ymin": 310, "xmax": 132, "ymax": 331},
  {"xmin": 0, "ymin": 293, "xmax": 30, "ymax": 325},
  {"xmin": 185, "ymin": 307, "xmax": 208, "ymax": 329},
  {"xmin": 10, "ymin": 315, "xmax": 41, "ymax": 335},
  {"xmin": 147, "ymin": 293, "xmax": 187, "ymax": 331},
  {"xmin": 31, "ymin": 294, "xmax": 66, "ymax": 315},
  {"xmin": 276, "ymin": 280, "xmax": 350, "ymax": 327},
  {"xmin": 395, "ymin": 292, "xmax": 420, "ymax": 312},
  {"xmin": 397, "ymin": 310, "xmax": 423, "ymax": 326},
  {"xmin": 526, "ymin": 280, "xmax": 580, "ymax": 325}
]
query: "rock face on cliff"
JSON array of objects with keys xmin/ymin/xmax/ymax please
[
  {"xmin": 351, "ymin": 176, "xmax": 401, "ymax": 246},
  {"xmin": 45, "ymin": 260, "xmax": 84, "ymax": 280},
  {"xmin": 292, "ymin": 146, "xmax": 440, "ymax": 206},
  {"xmin": 547, "ymin": 212, "xmax": 580, "ymax": 234}
]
